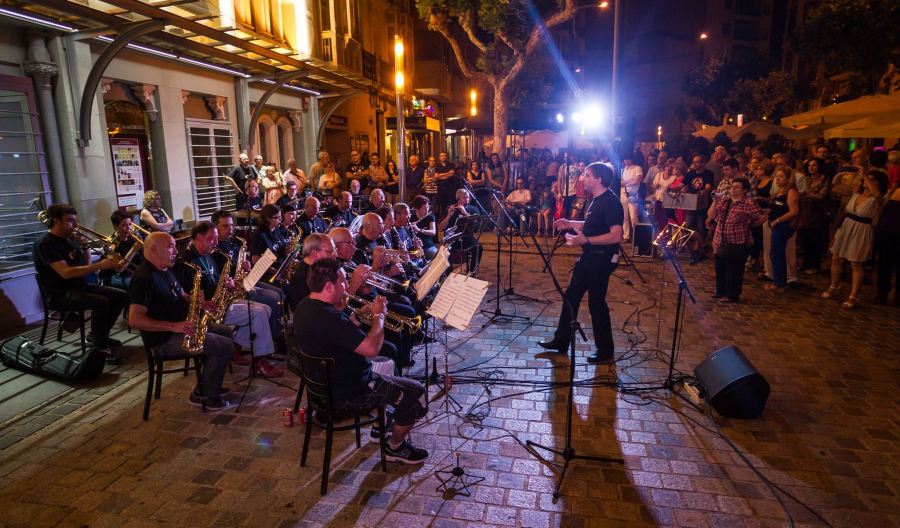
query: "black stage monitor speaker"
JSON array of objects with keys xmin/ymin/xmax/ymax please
[
  {"xmin": 632, "ymin": 223, "xmax": 654, "ymax": 256},
  {"xmin": 693, "ymin": 346, "xmax": 769, "ymax": 419}
]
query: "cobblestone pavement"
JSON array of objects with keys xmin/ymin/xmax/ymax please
[{"xmin": 1, "ymin": 238, "xmax": 898, "ymax": 528}]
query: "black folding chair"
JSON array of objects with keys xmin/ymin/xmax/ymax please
[{"xmin": 142, "ymin": 340, "xmax": 205, "ymax": 420}]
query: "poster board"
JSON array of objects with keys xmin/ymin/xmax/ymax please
[{"xmin": 109, "ymin": 137, "xmax": 146, "ymax": 209}]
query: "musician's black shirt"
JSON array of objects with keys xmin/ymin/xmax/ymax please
[
  {"xmin": 176, "ymin": 245, "xmax": 229, "ymax": 300},
  {"xmin": 412, "ymin": 213, "xmax": 436, "ymax": 249},
  {"xmin": 353, "ymin": 234, "xmax": 378, "ymax": 265},
  {"xmin": 251, "ymin": 226, "xmax": 289, "ymax": 264},
  {"xmin": 446, "ymin": 205, "xmax": 479, "ymax": 230},
  {"xmin": 581, "ymin": 188, "xmax": 623, "ymax": 253},
  {"xmin": 293, "ymin": 297, "xmax": 371, "ymax": 401},
  {"xmin": 129, "ymin": 260, "xmax": 189, "ymax": 348},
  {"xmin": 284, "ymin": 259, "xmax": 311, "ymax": 306},
  {"xmin": 324, "ymin": 206, "xmax": 355, "ymax": 229},
  {"xmin": 296, "ymin": 212, "xmax": 328, "ymax": 240},
  {"xmin": 33, "ymin": 232, "xmax": 85, "ymax": 297},
  {"xmin": 217, "ymin": 237, "xmax": 245, "ymax": 277}
]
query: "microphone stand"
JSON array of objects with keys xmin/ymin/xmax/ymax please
[{"xmin": 522, "ymin": 221, "xmax": 623, "ymax": 499}]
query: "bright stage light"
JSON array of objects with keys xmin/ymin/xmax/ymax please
[
  {"xmin": 581, "ymin": 103, "xmax": 606, "ymax": 131},
  {"xmin": 571, "ymin": 112, "xmax": 583, "ymax": 124},
  {"xmin": 556, "ymin": 113, "xmax": 565, "ymax": 124}
]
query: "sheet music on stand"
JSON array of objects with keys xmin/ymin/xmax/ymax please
[
  {"xmin": 415, "ymin": 246, "xmax": 451, "ymax": 301},
  {"xmin": 427, "ymin": 273, "xmax": 489, "ymax": 331},
  {"xmin": 243, "ymin": 249, "xmax": 277, "ymax": 291}
]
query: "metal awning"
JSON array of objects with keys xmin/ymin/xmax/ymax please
[{"xmin": 4, "ymin": 0, "xmax": 374, "ymax": 95}]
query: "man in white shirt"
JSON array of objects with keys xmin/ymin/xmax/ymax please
[
  {"xmin": 503, "ymin": 177, "xmax": 533, "ymax": 230},
  {"xmin": 619, "ymin": 156, "xmax": 644, "ymax": 242}
]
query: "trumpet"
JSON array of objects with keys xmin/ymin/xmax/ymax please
[
  {"xmin": 372, "ymin": 247, "xmax": 424, "ymax": 263},
  {"xmin": 344, "ymin": 293, "xmax": 422, "ymax": 333},
  {"xmin": 344, "ymin": 262, "xmax": 410, "ymax": 291}
]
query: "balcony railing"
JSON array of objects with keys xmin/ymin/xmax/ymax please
[{"xmin": 362, "ymin": 50, "xmax": 377, "ymax": 82}]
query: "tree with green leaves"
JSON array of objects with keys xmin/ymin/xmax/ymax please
[
  {"xmin": 722, "ymin": 71, "xmax": 799, "ymax": 123},
  {"xmin": 415, "ymin": 0, "xmax": 585, "ymax": 155},
  {"xmin": 797, "ymin": 0, "xmax": 900, "ymax": 96}
]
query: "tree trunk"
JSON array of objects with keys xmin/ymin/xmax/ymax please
[{"xmin": 492, "ymin": 84, "xmax": 508, "ymax": 157}]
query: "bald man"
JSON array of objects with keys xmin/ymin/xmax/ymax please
[{"xmin": 128, "ymin": 232, "xmax": 234, "ymax": 411}]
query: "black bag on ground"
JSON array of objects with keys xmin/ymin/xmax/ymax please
[{"xmin": 0, "ymin": 337, "xmax": 105, "ymax": 380}]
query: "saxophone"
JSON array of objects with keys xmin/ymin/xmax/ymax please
[
  {"xmin": 181, "ymin": 261, "xmax": 209, "ymax": 355},
  {"xmin": 268, "ymin": 227, "xmax": 304, "ymax": 285},
  {"xmin": 208, "ymin": 250, "xmax": 233, "ymax": 323},
  {"xmin": 224, "ymin": 236, "xmax": 248, "ymax": 305}
]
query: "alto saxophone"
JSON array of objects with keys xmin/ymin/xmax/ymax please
[
  {"xmin": 208, "ymin": 250, "xmax": 233, "ymax": 323},
  {"xmin": 225, "ymin": 236, "xmax": 247, "ymax": 304},
  {"xmin": 181, "ymin": 261, "xmax": 209, "ymax": 355}
]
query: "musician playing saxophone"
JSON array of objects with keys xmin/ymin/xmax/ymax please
[
  {"xmin": 249, "ymin": 204, "xmax": 291, "ymax": 280},
  {"xmin": 176, "ymin": 221, "xmax": 283, "ymax": 378},
  {"xmin": 128, "ymin": 232, "xmax": 233, "ymax": 411},
  {"xmin": 212, "ymin": 209, "xmax": 284, "ymax": 344}
]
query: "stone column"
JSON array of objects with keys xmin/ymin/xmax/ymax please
[{"xmin": 24, "ymin": 31, "xmax": 68, "ymax": 203}]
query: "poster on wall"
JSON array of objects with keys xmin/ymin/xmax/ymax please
[{"xmin": 110, "ymin": 137, "xmax": 145, "ymax": 208}]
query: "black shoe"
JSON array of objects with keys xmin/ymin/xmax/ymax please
[
  {"xmin": 188, "ymin": 390, "xmax": 231, "ymax": 412},
  {"xmin": 586, "ymin": 353, "xmax": 615, "ymax": 365},
  {"xmin": 88, "ymin": 334, "xmax": 123, "ymax": 348},
  {"xmin": 757, "ymin": 274, "xmax": 773, "ymax": 282},
  {"xmin": 61, "ymin": 313, "xmax": 81, "ymax": 333},
  {"xmin": 385, "ymin": 440, "xmax": 429, "ymax": 464},
  {"xmin": 369, "ymin": 422, "xmax": 392, "ymax": 444},
  {"xmin": 537, "ymin": 339, "xmax": 567, "ymax": 354}
]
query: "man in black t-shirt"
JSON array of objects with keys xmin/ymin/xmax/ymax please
[
  {"xmin": 406, "ymin": 154, "xmax": 425, "ymax": 197},
  {"xmin": 128, "ymin": 232, "xmax": 233, "ymax": 411},
  {"xmin": 323, "ymin": 192, "xmax": 356, "ymax": 229},
  {"xmin": 434, "ymin": 152, "xmax": 456, "ymax": 218},
  {"xmin": 293, "ymin": 259, "xmax": 428, "ymax": 464},
  {"xmin": 684, "ymin": 155, "xmax": 715, "ymax": 263},
  {"xmin": 296, "ymin": 196, "xmax": 329, "ymax": 242},
  {"xmin": 33, "ymin": 204, "xmax": 129, "ymax": 363},
  {"xmin": 538, "ymin": 163, "xmax": 624, "ymax": 364},
  {"xmin": 229, "ymin": 154, "xmax": 256, "ymax": 209},
  {"xmin": 344, "ymin": 150, "xmax": 369, "ymax": 192}
]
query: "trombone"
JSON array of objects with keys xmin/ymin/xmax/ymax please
[
  {"xmin": 344, "ymin": 262, "xmax": 410, "ymax": 291},
  {"xmin": 369, "ymin": 247, "xmax": 423, "ymax": 263},
  {"xmin": 37, "ymin": 211, "xmax": 115, "ymax": 252},
  {"xmin": 344, "ymin": 293, "xmax": 422, "ymax": 333}
]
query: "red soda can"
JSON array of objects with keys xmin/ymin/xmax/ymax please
[
  {"xmin": 298, "ymin": 408, "xmax": 306, "ymax": 425},
  {"xmin": 282, "ymin": 408, "xmax": 293, "ymax": 427}
]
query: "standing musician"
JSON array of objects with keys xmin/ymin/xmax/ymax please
[
  {"xmin": 538, "ymin": 162, "xmax": 623, "ymax": 365},
  {"xmin": 99, "ymin": 210, "xmax": 144, "ymax": 290},
  {"xmin": 294, "ymin": 258, "xmax": 429, "ymax": 464},
  {"xmin": 440, "ymin": 189, "xmax": 483, "ymax": 273},
  {"xmin": 296, "ymin": 196, "xmax": 328, "ymax": 241},
  {"xmin": 128, "ymin": 232, "xmax": 233, "ymax": 411},
  {"xmin": 323, "ymin": 191, "xmax": 356, "ymax": 229},
  {"xmin": 212, "ymin": 210, "xmax": 285, "ymax": 346},
  {"xmin": 176, "ymin": 221, "xmax": 283, "ymax": 378},
  {"xmin": 33, "ymin": 204, "xmax": 129, "ymax": 363}
]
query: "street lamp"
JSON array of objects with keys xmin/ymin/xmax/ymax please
[
  {"xmin": 657, "ymin": 125, "xmax": 662, "ymax": 150},
  {"xmin": 470, "ymin": 88, "xmax": 477, "ymax": 117},
  {"xmin": 394, "ymin": 35, "xmax": 407, "ymax": 202}
]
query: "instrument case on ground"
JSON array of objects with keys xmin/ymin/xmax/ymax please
[{"xmin": 1, "ymin": 337, "xmax": 105, "ymax": 380}]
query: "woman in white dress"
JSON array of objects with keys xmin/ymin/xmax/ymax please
[{"xmin": 821, "ymin": 170, "xmax": 889, "ymax": 308}]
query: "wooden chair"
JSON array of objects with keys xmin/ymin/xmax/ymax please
[
  {"xmin": 297, "ymin": 349, "xmax": 387, "ymax": 495},
  {"xmin": 142, "ymin": 340, "xmax": 205, "ymax": 420}
]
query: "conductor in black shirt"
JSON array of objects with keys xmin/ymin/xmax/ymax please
[
  {"xmin": 538, "ymin": 163, "xmax": 624, "ymax": 364},
  {"xmin": 32, "ymin": 204, "xmax": 129, "ymax": 363}
]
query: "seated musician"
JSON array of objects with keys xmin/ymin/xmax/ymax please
[
  {"xmin": 129, "ymin": 232, "xmax": 233, "ymax": 411},
  {"xmin": 99, "ymin": 210, "xmax": 144, "ymax": 290},
  {"xmin": 177, "ymin": 221, "xmax": 283, "ymax": 378},
  {"xmin": 331, "ymin": 227, "xmax": 414, "ymax": 366},
  {"xmin": 293, "ymin": 258, "xmax": 428, "ymax": 464},
  {"xmin": 349, "ymin": 179, "xmax": 365, "ymax": 214},
  {"xmin": 409, "ymin": 195, "xmax": 438, "ymax": 260},
  {"xmin": 276, "ymin": 180, "xmax": 302, "ymax": 209},
  {"xmin": 323, "ymin": 191, "xmax": 356, "ymax": 229},
  {"xmin": 140, "ymin": 190, "xmax": 175, "ymax": 233},
  {"xmin": 354, "ymin": 213, "xmax": 404, "ymax": 280},
  {"xmin": 33, "ymin": 204, "xmax": 129, "ymax": 363},
  {"xmin": 284, "ymin": 233, "xmax": 368, "ymax": 309},
  {"xmin": 502, "ymin": 177, "xmax": 533, "ymax": 230},
  {"xmin": 250, "ymin": 205, "xmax": 291, "ymax": 277},
  {"xmin": 440, "ymin": 189, "xmax": 483, "ymax": 273},
  {"xmin": 362, "ymin": 188, "xmax": 386, "ymax": 214},
  {"xmin": 278, "ymin": 202, "xmax": 300, "ymax": 241},
  {"xmin": 377, "ymin": 206, "xmax": 422, "ymax": 277},
  {"xmin": 392, "ymin": 203, "xmax": 426, "ymax": 268},
  {"xmin": 212, "ymin": 210, "xmax": 285, "ymax": 348},
  {"xmin": 296, "ymin": 196, "xmax": 328, "ymax": 241}
]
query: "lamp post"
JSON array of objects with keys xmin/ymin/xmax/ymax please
[
  {"xmin": 394, "ymin": 35, "xmax": 407, "ymax": 203},
  {"xmin": 657, "ymin": 125, "xmax": 662, "ymax": 150}
]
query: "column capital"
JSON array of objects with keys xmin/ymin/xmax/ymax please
[
  {"xmin": 23, "ymin": 61, "xmax": 58, "ymax": 88},
  {"xmin": 130, "ymin": 83, "xmax": 159, "ymax": 122},
  {"xmin": 204, "ymin": 95, "xmax": 227, "ymax": 120}
]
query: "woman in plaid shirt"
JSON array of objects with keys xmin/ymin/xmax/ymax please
[{"xmin": 706, "ymin": 178, "xmax": 766, "ymax": 303}]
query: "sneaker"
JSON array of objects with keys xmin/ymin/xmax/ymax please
[
  {"xmin": 586, "ymin": 353, "xmax": 615, "ymax": 365},
  {"xmin": 188, "ymin": 390, "xmax": 231, "ymax": 412},
  {"xmin": 385, "ymin": 440, "xmax": 429, "ymax": 464}
]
